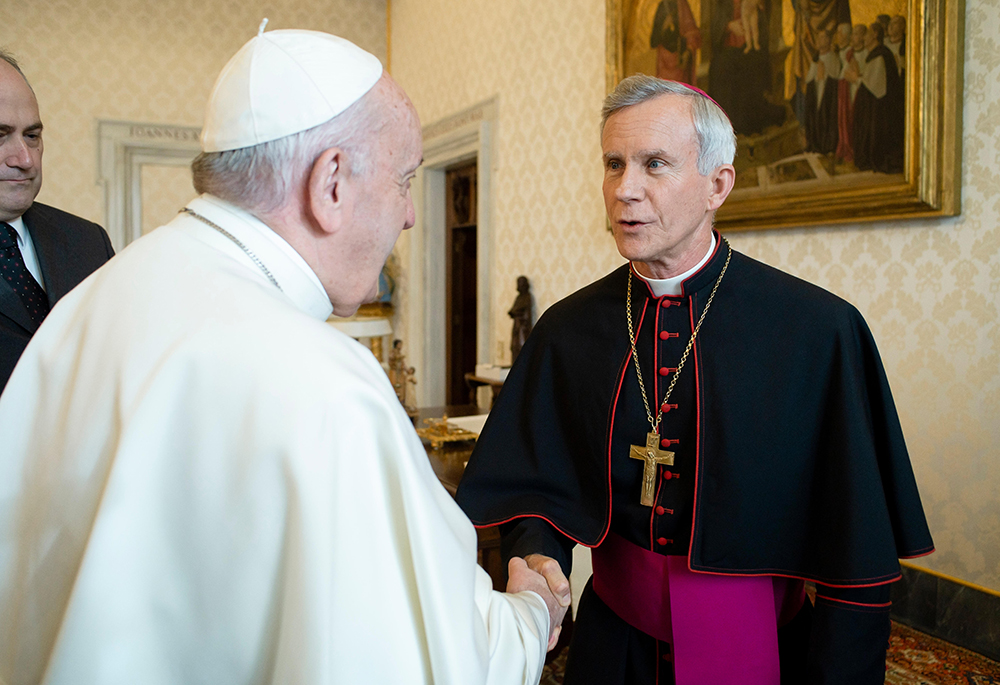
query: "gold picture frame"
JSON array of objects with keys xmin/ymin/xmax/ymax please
[{"xmin": 606, "ymin": 0, "xmax": 964, "ymax": 231}]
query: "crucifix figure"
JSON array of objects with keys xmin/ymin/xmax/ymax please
[{"xmin": 629, "ymin": 432, "xmax": 675, "ymax": 506}]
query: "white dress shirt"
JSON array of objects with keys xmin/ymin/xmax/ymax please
[{"xmin": 634, "ymin": 232, "xmax": 717, "ymax": 297}]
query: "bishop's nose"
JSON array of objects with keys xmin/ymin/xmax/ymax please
[{"xmin": 613, "ymin": 165, "xmax": 645, "ymax": 203}]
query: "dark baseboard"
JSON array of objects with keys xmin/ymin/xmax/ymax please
[{"xmin": 891, "ymin": 564, "xmax": 1000, "ymax": 662}]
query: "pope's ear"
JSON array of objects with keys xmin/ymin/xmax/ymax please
[{"xmin": 308, "ymin": 147, "xmax": 348, "ymax": 234}]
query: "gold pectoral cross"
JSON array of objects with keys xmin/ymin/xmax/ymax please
[{"xmin": 629, "ymin": 432, "xmax": 675, "ymax": 506}]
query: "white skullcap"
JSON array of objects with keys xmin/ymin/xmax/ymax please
[{"xmin": 200, "ymin": 22, "xmax": 383, "ymax": 153}]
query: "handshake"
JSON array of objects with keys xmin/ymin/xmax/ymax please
[{"xmin": 507, "ymin": 554, "xmax": 572, "ymax": 651}]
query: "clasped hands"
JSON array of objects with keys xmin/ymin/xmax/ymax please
[{"xmin": 506, "ymin": 554, "xmax": 571, "ymax": 651}]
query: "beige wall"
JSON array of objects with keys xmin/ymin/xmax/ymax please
[
  {"xmin": 392, "ymin": 0, "xmax": 1000, "ymax": 592},
  {"xmin": 2, "ymin": 0, "xmax": 995, "ymax": 593},
  {"xmin": 0, "ymin": 0, "xmax": 386, "ymax": 226}
]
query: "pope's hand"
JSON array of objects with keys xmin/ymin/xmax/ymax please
[
  {"xmin": 522, "ymin": 554, "xmax": 572, "ymax": 608},
  {"xmin": 507, "ymin": 556, "xmax": 570, "ymax": 651}
]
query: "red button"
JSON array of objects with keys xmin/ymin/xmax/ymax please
[
  {"xmin": 656, "ymin": 506, "xmax": 666, "ymax": 515},
  {"xmin": 658, "ymin": 367, "xmax": 676, "ymax": 376},
  {"xmin": 660, "ymin": 300, "xmax": 672, "ymax": 308},
  {"xmin": 662, "ymin": 403, "xmax": 677, "ymax": 413},
  {"xmin": 662, "ymin": 471, "xmax": 673, "ymax": 480},
  {"xmin": 659, "ymin": 331, "xmax": 679, "ymax": 340},
  {"xmin": 657, "ymin": 537, "xmax": 669, "ymax": 546}
]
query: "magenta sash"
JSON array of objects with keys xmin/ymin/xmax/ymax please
[{"xmin": 592, "ymin": 532, "xmax": 804, "ymax": 685}]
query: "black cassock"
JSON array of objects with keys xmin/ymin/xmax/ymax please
[{"xmin": 457, "ymin": 237, "xmax": 933, "ymax": 685}]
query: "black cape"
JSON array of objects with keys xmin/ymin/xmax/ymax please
[{"xmin": 457, "ymin": 241, "xmax": 933, "ymax": 587}]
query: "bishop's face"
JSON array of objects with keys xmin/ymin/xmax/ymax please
[
  {"xmin": 602, "ymin": 94, "xmax": 724, "ymax": 279},
  {"xmin": 0, "ymin": 61, "xmax": 43, "ymax": 222}
]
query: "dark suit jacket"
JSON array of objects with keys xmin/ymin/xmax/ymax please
[{"xmin": 0, "ymin": 202, "xmax": 114, "ymax": 393}]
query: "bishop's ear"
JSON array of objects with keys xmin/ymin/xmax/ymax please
[
  {"xmin": 706, "ymin": 163, "xmax": 736, "ymax": 212},
  {"xmin": 308, "ymin": 146, "xmax": 350, "ymax": 235}
]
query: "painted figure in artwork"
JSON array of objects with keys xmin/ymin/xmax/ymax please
[
  {"xmin": 844, "ymin": 21, "xmax": 905, "ymax": 174},
  {"xmin": 649, "ymin": 0, "xmax": 701, "ymax": 85},
  {"xmin": 708, "ymin": 0, "xmax": 785, "ymax": 136},
  {"xmin": 835, "ymin": 23, "xmax": 870, "ymax": 164},
  {"xmin": 741, "ymin": 0, "xmax": 764, "ymax": 53},
  {"xmin": 804, "ymin": 30, "xmax": 841, "ymax": 154},
  {"xmin": 887, "ymin": 15, "xmax": 906, "ymax": 76},
  {"xmin": 789, "ymin": 0, "xmax": 852, "ymax": 104}
]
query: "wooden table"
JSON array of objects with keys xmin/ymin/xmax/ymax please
[
  {"xmin": 418, "ymin": 405, "xmax": 505, "ymax": 590},
  {"xmin": 463, "ymin": 373, "xmax": 505, "ymax": 407}
]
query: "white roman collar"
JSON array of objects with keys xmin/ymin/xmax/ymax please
[
  {"xmin": 183, "ymin": 194, "xmax": 333, "ymax": 321},
  {"xmin": 633, "ymin": 232, "xmax": 717, "ymax": 298}
]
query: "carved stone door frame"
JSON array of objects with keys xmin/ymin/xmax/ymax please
[
  {"xmin": 408, "ymin": 99, "xmax": 497, "ymax": 407},
  {"xmin": 97, "ymin": 120, "xmax": 201, "ymax": 252}
]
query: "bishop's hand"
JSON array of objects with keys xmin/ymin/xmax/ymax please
[{"xmin": 507, "ymin": 556, "xmax": 570, "ymax": 651}]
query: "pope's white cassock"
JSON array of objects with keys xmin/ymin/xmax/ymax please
[{"xmin": 0, "ymin": 194, "xmax": 548, "ymax": 685}]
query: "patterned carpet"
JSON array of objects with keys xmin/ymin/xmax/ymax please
[{"xmin": 540, "ymin": 622, "xmax": 1000, "ymax": 684}]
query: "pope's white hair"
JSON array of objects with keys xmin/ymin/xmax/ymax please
[
  {"xmin": 191, "ymin": 90, "xmax": 377, "ymax": 214},
  {"xmin": 601, "ymin": 75, "xmax": 736, "ymax": 176}
]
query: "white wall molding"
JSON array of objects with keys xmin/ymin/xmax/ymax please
[
  {"xmin": 97, "ymin": 120, "xmax": 201, "ymax": 251},
  {"xmin": 408, "ymin": 98, "xmax": 498, "ymax": 407}
]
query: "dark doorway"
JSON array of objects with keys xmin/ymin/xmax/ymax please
[{"xmin": 445, "ymin": 161, "xmax": 477, "ymax": 406}]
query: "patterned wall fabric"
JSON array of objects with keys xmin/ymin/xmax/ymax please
[
  {"xmin": 0, "ymin": 0, "xmax": 994, "ymax": 593},
  {"xmin": 392, "ymin": 0, "xmax": 1000, "ymax": 592},
  {"xmin": 0, "ymin": 0, "xmax": 386, "ymax": 227},
  {"xmin": 141, "ymin": 164, "xmax": 196, "ymax": 236},
  {"xmin": 392, "ymin": 0, "xmax": 624, "ymax": 361}
]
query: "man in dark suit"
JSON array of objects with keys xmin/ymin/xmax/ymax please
[{"xmin": 0, "ymin": 50, "xmax": 113, "ymax": 392}]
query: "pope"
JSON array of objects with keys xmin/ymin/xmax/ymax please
[{"xmin": 0, "ymin": 25, "xmax": 564, "ymax": 685}]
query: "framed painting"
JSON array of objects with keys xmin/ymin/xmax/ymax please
[{"xmin": 605, "ymin": 0, "xmax": 964, "ymax": 230}]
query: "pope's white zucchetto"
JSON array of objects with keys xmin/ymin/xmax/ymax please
[{"xmin": 200, "ymin": 25, "xmax": 383, "ymax": 153}]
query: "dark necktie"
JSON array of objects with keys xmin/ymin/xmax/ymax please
[{"xmin": 1, "ymin": 222, "xmax": 50, "ymax": 327}]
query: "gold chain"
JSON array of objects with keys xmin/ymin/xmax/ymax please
[{"xmin": 626, "ymin": 238, "xmax": 732, "ymax": 433}]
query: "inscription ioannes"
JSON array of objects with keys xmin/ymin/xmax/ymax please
[
  {"xmin": 129, "ymin": 125, "xmax": 200, "ymax": 142},
  {"xmin": 422, "ymin": 99, "xmax": 496, "ymax": 142}
]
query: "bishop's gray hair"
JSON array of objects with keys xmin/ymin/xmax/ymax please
[
  {"xmin": 191, "ymin": 90, "xmax": 379, "ymax": 215},
  {"xmin": 601, "ymin": 75, "xmax": 736, "ymax": 176}
]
